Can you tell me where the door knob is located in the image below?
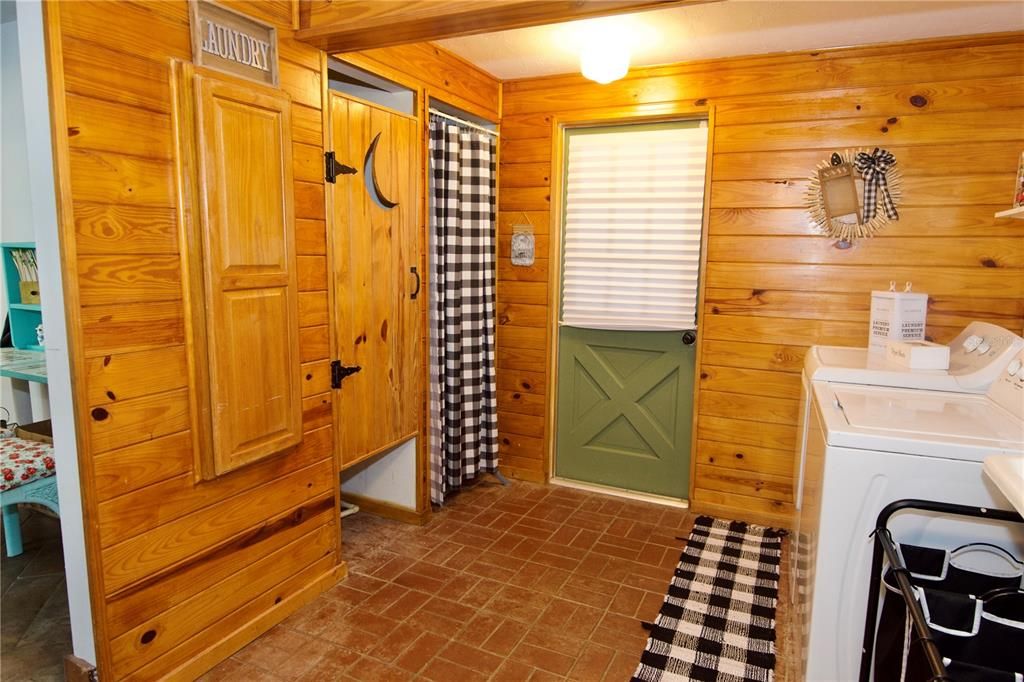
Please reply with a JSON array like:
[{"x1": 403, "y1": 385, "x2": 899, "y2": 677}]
[{"x1": 681, "y1": 330, "x2": 697, "y2": 345}]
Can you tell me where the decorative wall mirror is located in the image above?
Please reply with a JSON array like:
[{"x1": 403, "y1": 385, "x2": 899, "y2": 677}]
[{"x1": 805, "y1": 147, "x2": 902, "y2": 243}]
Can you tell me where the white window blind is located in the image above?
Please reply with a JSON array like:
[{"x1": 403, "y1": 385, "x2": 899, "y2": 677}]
[{"x1": 561, "y1": 123, "x2": 708, "y2": 331}]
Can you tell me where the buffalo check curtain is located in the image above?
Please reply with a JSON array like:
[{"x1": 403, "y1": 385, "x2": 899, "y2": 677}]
[{"x1": 428, "y1": 116, "x2": 499, "y2": 505}]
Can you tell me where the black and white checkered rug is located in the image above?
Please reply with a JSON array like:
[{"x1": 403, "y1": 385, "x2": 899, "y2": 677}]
[{"x1": 631, "y1": 516, "x2": 783, "y2": 682}]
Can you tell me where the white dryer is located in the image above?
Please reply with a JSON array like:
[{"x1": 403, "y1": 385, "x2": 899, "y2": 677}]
[{"x1": 791, "y1": 345, "x2": 1024, "y2": 682}]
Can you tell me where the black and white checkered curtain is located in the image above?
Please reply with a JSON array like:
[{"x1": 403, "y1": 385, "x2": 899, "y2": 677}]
[{"x1": 428, "y1": 116, "x2": 499, "y2": 505}]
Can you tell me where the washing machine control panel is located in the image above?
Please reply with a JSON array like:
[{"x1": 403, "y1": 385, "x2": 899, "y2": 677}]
[
  {"x1": 948, "y1": 322, "x2": 1024, "y2": 390},
  {"x1": 989, "y1": 348, "x2": 1024, "y2": 422}
]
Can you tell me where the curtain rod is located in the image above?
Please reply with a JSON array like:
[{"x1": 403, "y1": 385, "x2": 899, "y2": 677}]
[{"x1": 428, "y1": 108, "x2": 500, "y2": 137}]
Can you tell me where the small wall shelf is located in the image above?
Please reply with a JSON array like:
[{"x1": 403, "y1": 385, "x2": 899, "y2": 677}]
[
  {"x1": 994, "y1": 206, "x2": 1024, "y2": 220},
  {"x1": 2, "y1": 242, "x2": 43, "y2": 351}
]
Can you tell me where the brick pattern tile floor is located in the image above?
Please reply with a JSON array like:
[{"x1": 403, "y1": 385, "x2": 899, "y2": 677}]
[{"x1": 202, "y1": 480, "x2": 792, "y2": 681}]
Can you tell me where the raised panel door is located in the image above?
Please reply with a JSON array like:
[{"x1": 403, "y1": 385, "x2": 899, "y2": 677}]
[{"x1": 194, "y1": 72, "x2": 302, "y2": 476}]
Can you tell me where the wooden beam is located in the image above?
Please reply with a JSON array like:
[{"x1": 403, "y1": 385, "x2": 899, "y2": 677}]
[{"x1": 296, "y1": 0, "x2": 713, "y2": 53}]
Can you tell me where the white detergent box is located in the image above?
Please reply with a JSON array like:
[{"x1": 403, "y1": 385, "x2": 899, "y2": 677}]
[
  {"x1": 885, "y1": 339, "x2": 950, "y2": 370},
  {"x1": 869, "y1": 289, "x2": 928, "y2": 353}
]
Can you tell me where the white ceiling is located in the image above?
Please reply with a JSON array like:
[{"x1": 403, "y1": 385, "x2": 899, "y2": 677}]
[{"x1": 437, "y1": 1, "x2": 1023, "y2": 80}]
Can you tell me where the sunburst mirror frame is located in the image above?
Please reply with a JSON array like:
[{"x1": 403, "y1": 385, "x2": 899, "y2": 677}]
[{"x1": 805, "y1": 148, "x2": 903, "y2": 243}]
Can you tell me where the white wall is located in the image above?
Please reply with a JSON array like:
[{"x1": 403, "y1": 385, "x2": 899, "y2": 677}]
[
  {"x1": 1, "y1": 12, "x2": 34, "y2": 241},
  {"x1": 1, "y1": 9, "x2": 38, "y2": 422},
  {"x1": 342, "y1": 438, "x2": 418, "y2": 509},
  {"x1": 9, "y1": 0, "x2": 96, "y2": 664}
]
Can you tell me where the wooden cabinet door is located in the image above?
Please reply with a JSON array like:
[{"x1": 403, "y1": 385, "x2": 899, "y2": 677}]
[
  {"x1": 192, "y1": 72, "x2": 302, "y2": 476},
  {"x1": 330, "y1": 93, "x2": 420, "y2": 469}
]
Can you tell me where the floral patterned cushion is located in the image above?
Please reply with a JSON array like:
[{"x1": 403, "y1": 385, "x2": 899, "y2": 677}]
[{"x1": 1, "y1": 438, "x2": 56, "y2": 492}]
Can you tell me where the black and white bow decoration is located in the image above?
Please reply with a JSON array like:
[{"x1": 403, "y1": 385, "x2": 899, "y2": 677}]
[{"x1": 854, "y1": 147, "x2": 899, "y2": 222}]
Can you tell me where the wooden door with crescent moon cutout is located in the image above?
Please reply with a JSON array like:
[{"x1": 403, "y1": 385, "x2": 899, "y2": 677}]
[{"x1": 330, "y1": 93, "x2": 420, "y2": 470}]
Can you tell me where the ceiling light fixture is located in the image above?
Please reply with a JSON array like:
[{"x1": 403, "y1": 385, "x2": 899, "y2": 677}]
[{"x1": 580, "y1": 40, "x2": 630, "y2": 84}]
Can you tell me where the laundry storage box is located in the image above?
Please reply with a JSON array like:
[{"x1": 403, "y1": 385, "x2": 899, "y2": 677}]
[
  {"x1": 870, "y1": 288, "x2": 928, "y2": 353},
  {"x1": 885, "y1": 339, "x2": 950, "y2": 370}
]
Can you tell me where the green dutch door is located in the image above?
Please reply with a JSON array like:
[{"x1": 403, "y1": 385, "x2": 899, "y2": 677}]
[
  {"x1": 553, "y1": 120, "x2": 707, "y2": 500},
  {"x1": 555, "y1": 327, "x2": 694, "y2": 498}
]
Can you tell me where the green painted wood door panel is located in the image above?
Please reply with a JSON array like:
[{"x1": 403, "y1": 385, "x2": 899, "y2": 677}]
[{"x1": 555, "y1": 326, "x2": 693, "y2": 498}]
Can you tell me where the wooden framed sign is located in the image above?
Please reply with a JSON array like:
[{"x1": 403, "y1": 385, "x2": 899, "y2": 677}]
[{"x1": 190, "y1": 0, "x2": 279, "y2": 87}]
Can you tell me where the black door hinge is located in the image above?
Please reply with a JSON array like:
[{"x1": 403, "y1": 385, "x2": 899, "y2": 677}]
[
  {"x1": 330, "y1": 359, "x2": 362, "y2": 389},
  {"x1": 324, "y1": 151, "x2": 357, "y2": 183}
]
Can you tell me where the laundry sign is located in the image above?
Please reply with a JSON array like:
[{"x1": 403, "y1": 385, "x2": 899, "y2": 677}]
[{"x1": 190, "y1": 0, "x2": 278, "y2": 86}]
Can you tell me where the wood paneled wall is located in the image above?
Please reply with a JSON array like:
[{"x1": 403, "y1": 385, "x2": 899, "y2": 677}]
[
  {"x1": 344, "y1": 42, "x2": 500, "y2": 121},
  {"x1": 497, "y1": 32, "x2": 1024, "y2": 526},
  {"x1": 46, "y1": 1, "x2": 340, "y2": 678}
]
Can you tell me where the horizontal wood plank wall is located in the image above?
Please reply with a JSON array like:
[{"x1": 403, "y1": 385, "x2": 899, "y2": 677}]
[
  {"x1": 49, "y1": 0, "x2": 340, "y2": 677},
  {"x1": 348, "y1": 42, "x2": 500, "y2": 121},
  {"x1": 498, "y1": 32, "x2": 1024, "y2": 523},
  {"x1": 336, "y1": 44, "x2": 500, "y2": 511}
]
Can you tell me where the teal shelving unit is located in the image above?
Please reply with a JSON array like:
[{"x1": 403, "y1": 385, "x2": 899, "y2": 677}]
[{"x1": 2, "y1": 242, "x2": 43, "y2": 351}]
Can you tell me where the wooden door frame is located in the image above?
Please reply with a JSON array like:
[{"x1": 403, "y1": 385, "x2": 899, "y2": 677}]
[
  {"x1": 420, "y1": 89, "x2": 501, "y2": 502},
  {"x1": 545, "y1": 103, "x2": 716, "y2": 504},
  {"x1": 407, "y1": 78, "x2": 501, "y2": 517},
  {"x1": 419, "y1": 91, "x2": 501, "y2": 510},
  {"x1": 319, "y1": 52, "x2": 347, "y2": 556},
  {"x1": 323, "y1": 55, "x2": 499, "y2": 518}
]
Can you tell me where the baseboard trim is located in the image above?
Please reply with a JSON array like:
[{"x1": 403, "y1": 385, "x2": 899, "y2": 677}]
[
  {"x1": 63, "y1": 655, "x2": 96, "y2": 682},
  {"x1": 549, "y1": 477, "x2": 690, "y2": 509},
  {"x1": 342, "y1": 492, "x2": 431, "y2": 526},
  {"x1": 501, "y1": 466, "x2": 547, "y2": 484},
  {"x1": 170, "y1": 562, "x2": 346, "y2": 680},
  {"x1": 689, "y1": 499, "x2": 792, "y2": 530}
]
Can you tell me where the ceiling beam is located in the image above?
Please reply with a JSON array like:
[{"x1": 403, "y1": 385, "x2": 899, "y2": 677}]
[{"x1": 296, "y1": 0, "x2": 716, "y2": 54}]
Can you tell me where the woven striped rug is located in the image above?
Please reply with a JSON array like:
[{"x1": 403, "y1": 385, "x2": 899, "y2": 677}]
[{"x1": 632, "y1": 516, "x2": 783, "y2": 682}]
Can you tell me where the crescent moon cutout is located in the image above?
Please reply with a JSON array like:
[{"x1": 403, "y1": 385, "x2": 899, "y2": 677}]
[{"x1": 364, "y1": 132, "x2": 398, "y2": 209}]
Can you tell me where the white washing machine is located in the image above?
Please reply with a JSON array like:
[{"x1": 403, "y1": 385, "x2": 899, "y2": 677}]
[
  {"x1": 791, "y1": 345, "x2": 1024, "y2": 682},
  {"x1": 790, "y1": 324, "x2": 1023, "y2": 599}
]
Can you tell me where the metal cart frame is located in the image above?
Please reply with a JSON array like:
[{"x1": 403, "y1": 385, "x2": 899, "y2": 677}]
[{"x1": 858, "y1": 498, "x2": 1024, "y2": 682}]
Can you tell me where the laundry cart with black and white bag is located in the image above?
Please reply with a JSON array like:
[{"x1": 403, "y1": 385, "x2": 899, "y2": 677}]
[{"x1": 861, "y1": 500, "x2": 1024, "y2": 682}]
